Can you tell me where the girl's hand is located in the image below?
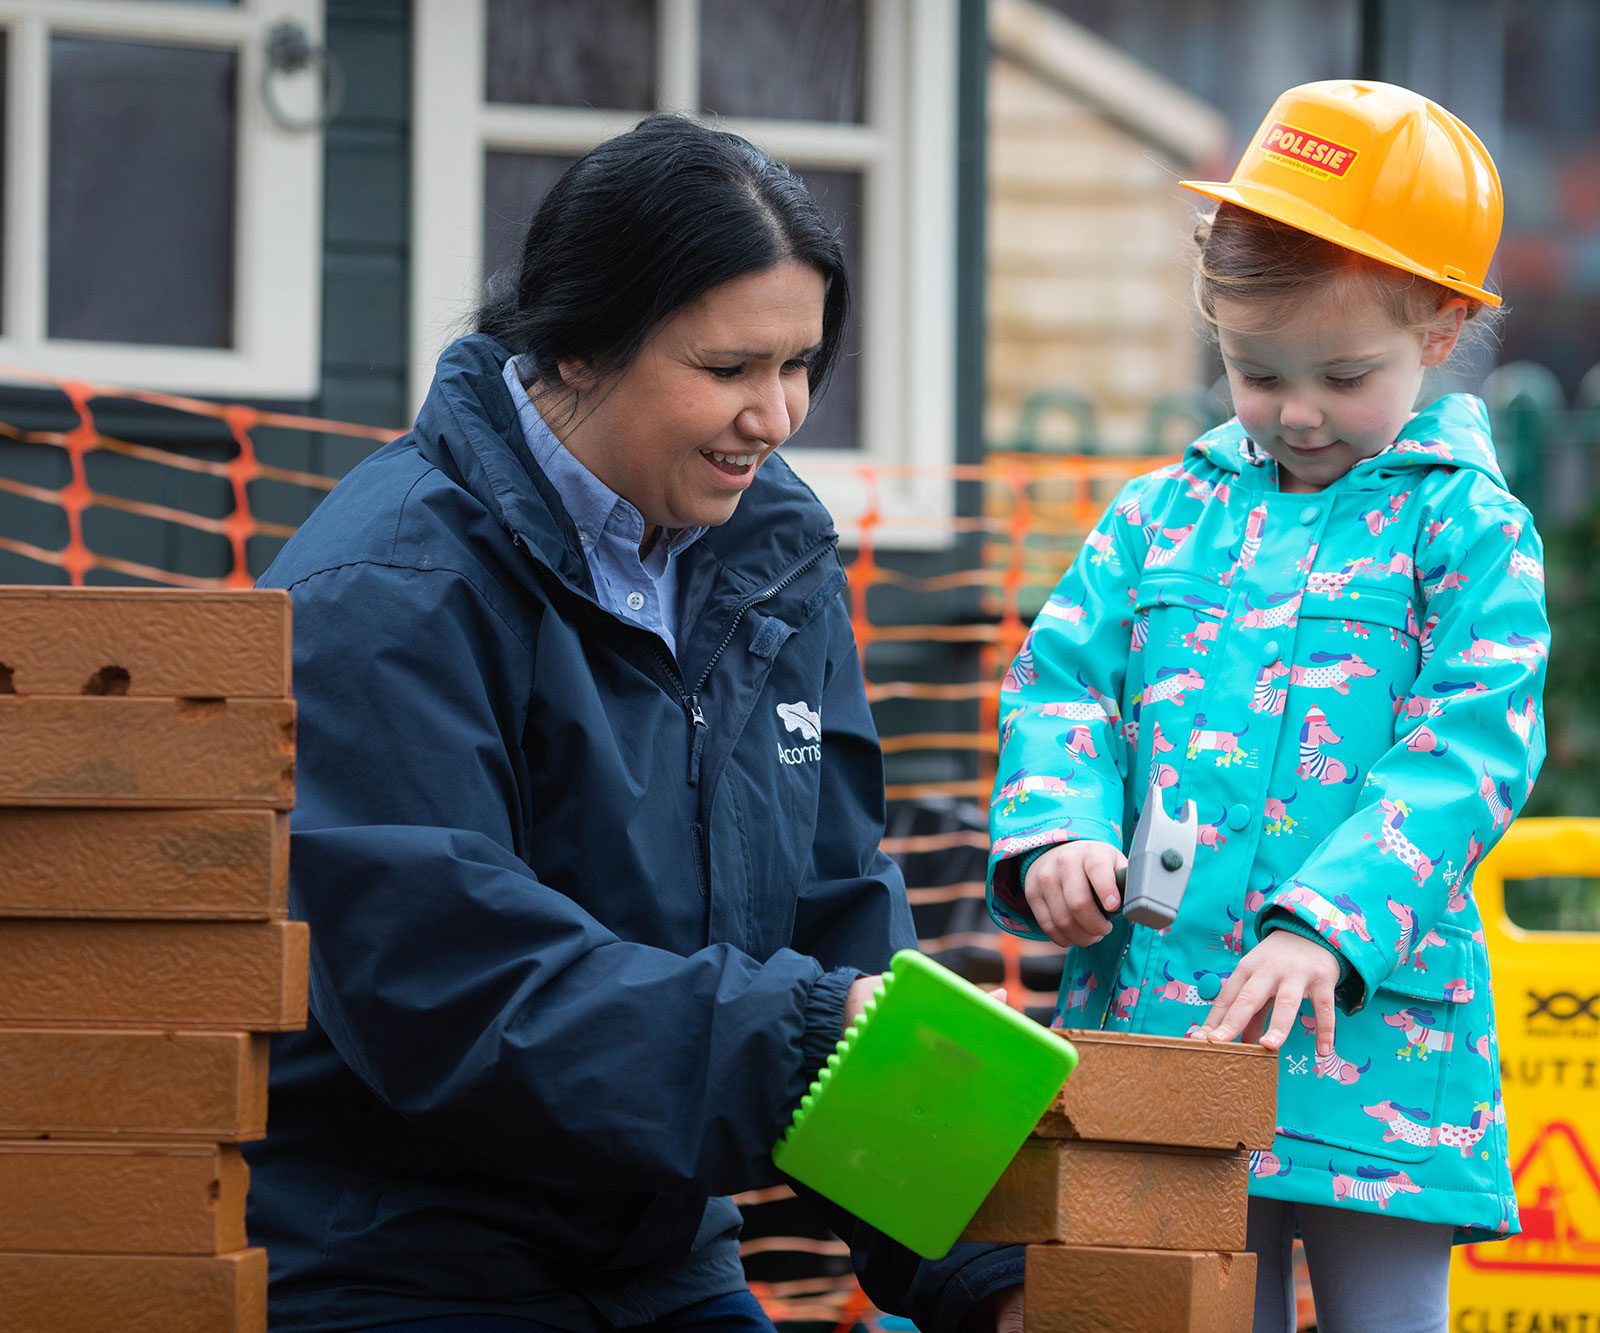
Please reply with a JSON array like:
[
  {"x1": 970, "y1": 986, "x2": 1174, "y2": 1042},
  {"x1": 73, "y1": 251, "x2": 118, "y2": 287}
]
[
  {"x1": 1195, "y1": 931, "x2": 1341, "y2": 1056},
  {"x1": 1023, "y1": 840, "x2": 1127, "y2": 948}
]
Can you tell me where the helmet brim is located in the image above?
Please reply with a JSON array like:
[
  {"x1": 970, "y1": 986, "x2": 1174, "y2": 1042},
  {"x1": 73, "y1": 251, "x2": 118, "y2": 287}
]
[{"x1": 1180, "y1": 178, "x2": 1503, "y2": 308}]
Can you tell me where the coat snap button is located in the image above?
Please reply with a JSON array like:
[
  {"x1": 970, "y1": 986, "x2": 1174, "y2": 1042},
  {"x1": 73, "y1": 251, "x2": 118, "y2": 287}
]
[
  {"x1": 1262, "y1": 640, "x2": 1281, "y2": 662},
  {"x1": 1298, "y1": 505, "x2": 1319, "y2": 525},
  {"x1": 1197, "y1": 973, "x2": 1222, "y2": 1001},
  {"x1": 625, "y1": 591, "x2": 646, "y2": 612},
  {"x1": 1227, "y1": 803, "x2": 1252, "y2": 831}
]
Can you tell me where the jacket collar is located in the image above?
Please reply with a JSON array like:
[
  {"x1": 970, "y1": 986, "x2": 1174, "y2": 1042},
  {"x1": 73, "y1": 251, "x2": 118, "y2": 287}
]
[
  {"x1": 1190, "y1": 393, "x2": 1512, "y2": 495},
  {"x1": 411, "y1": 334, "x2": 838, "y2": 601}
]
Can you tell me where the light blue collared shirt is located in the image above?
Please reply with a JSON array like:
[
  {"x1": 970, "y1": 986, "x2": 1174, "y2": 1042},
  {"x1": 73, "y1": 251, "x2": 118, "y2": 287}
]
[{"x1": 501, "y1": 356, "x2": 706, "y2": 660}]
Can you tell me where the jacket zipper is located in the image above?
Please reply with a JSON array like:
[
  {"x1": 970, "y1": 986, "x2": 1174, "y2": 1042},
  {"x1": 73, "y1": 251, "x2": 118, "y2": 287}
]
[
  {"x1": 654, "y1": 539, "x2": 835, "y2": 903},
  {"x1": 654, "y1": 537, "x2": 837, "y2": 788},
  {"x1": 513, "y1": 525, "x2": 837, "y2": 900}
]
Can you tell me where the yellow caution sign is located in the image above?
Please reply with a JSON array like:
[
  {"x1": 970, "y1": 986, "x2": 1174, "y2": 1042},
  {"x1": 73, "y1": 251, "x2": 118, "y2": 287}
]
[{"x1": 1452, "y1": 819, "x2": 1600, "y2": 1332}]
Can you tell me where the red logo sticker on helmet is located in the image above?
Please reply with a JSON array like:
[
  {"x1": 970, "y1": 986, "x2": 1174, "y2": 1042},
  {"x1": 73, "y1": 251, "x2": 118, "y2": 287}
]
[{"x1": 1260, "y1": 122, "x2": 1358, "y2": 177}]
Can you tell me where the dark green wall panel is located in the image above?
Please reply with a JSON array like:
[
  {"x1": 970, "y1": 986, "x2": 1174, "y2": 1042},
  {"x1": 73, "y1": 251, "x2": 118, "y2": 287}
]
[
  {"x1": 325, "y1": 127, "x2": 408, "y2": 248},
  {"x1": 0, "y1": 0, "x2": 411, "y2": 583}
]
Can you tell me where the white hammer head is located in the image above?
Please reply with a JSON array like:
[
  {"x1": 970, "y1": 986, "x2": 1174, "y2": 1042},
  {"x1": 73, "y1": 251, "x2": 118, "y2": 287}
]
[{"x1": 1116, "y1": 788, "x2": 1199, "y2": 930}]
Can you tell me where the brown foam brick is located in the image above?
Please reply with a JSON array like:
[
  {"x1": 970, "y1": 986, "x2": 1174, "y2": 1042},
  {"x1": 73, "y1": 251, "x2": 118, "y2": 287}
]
[
  {"x1": 0, "y1": 1247, "x2": 266, "y2": 1333},
  {"x1": 0, "y1": 1141, "x2": 248, "y2": 1254},
  {"x1": 0, "y1": 698, "x2": 295, "y2": 808},
  {"x1": 0, "y1": 586, "x2": 290, "y2": 698},
  {"x1": 963, "y1": 1140, "x2": 1248, "y2": 1250},
  {"x1": 1023, "y1": 1245, "x2": 1256, "y2": 1333},
  {"x1": 0, "y1": 808, "x2": 287, "y2": 919},
  {"x1": 0, "y1": 1030, "x2": 268, "y2": 1141},
  {"x1": 1039, "y1": 1030, "x2": 1278, "y2": 1151},
  {"x1": 0, "y1": 919, "x2": 308, "y2": 1031}
]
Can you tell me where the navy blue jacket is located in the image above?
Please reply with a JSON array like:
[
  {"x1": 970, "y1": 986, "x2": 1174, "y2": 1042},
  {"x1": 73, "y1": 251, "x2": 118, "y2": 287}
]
[{"x1": 245, "y1": 335, "x2": 1021, "y2": 1330}]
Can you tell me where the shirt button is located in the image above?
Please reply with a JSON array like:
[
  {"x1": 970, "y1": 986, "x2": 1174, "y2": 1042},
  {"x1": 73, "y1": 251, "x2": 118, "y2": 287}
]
[
  {"x1": 1299, "y1": 505, "x2": 1319, "y2": 525},
  {"x1": 1227, "y1": 803, "x2": 1252, "y2": 831},
  {"x1": 625, "y1": 591, "x2": 646, "y2": 612},
  {"x1": 1262, "y1": 640, "x2": 1280, "y2": 662},
  {"x1": 1197, "y1": 973, "x2": 1222, "y2": 1002}
]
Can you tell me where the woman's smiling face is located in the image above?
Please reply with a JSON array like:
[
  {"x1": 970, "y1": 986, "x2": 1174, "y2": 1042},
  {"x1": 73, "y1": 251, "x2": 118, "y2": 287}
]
[
  {"x1": 1216, "y1": 281, "x2": 1464, "y2": 494},
  {"x1": 552, "y1": 261, "x2": 826, "y2": 543}
]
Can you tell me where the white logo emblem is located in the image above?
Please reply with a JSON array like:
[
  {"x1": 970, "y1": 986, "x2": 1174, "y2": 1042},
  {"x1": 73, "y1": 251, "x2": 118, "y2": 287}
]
[
  {"x1": 777, "y1": 700, "x2": 821, "y2": 742},
  {"x1": 776, "y1": 700, "x2": 822, "y2": 765}
]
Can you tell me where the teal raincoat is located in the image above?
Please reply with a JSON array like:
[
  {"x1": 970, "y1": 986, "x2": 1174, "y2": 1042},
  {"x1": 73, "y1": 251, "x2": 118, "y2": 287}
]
[{"x1": 987, "y1": 394, "x2": 1547, "y2": 1240}]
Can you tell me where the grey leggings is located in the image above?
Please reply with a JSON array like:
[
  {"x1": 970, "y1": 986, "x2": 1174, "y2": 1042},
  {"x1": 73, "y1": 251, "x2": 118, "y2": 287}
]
[{"x1": 1248, "y1": 1196, "x2": 1455, "y2": 1333}]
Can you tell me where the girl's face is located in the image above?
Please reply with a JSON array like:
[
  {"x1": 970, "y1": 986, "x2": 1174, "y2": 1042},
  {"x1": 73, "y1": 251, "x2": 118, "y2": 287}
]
[
  {"x1": 553, "y1": 261, "x2": 826, "y2": 544},
  {"x1": 1216, "y1": 283, "x2": 1465, "y2": 494}
]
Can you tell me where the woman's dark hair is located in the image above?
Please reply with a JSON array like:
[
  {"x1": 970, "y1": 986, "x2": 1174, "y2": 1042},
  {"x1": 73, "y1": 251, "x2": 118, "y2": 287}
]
[{"x1": 478, "y1": 113, "x2": 850, "y2": 397}]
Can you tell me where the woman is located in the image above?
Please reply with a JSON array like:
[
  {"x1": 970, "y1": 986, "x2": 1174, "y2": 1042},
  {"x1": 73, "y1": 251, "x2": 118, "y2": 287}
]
[{"x1": 246, "y1": 114, "x2": 1023, "y2": 1331}]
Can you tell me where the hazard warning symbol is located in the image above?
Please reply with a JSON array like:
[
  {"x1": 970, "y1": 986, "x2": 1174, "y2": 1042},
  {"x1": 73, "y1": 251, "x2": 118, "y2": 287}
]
[
  {"x1": 1450, "y1": 820, "x2": 1600, "y2": 1331},
  {"x1": 1465, "y1": 1121, "x2": 1600, "y2": 1275}
]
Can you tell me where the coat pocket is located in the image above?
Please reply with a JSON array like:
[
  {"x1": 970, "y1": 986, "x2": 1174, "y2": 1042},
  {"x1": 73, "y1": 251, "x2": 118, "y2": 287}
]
[
  {"x1": 1132, "y1": 572, "x2": 1230, "y2": 625},
  {"x1": 1333, "y1": 923, "x2": 1475, "y2": 1165},
  {"x1": 1299, "y1": 583, "x2": 1417, "y2": 638},
  {"x1": 1288, "y1": 585, "x2": 1422, "y2": 746},
  {"x1": 1128, "y1": 573, "x2": 1225, "y2": 766}
]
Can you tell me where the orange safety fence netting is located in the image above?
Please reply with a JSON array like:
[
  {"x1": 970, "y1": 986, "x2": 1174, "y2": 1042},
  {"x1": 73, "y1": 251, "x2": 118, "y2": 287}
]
[{"x1": 0, "y1": 369, "x2": 1176, "y2": 1328}]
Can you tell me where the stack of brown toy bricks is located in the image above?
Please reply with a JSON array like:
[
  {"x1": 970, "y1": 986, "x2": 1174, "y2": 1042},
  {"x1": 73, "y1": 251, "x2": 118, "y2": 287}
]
[
  {"x1": 964, "y1": 1029, "x2": 1278, "y2": 1332},
  {"x1": 0, "y1": 588, "x2": 305, "y2": 1333}
]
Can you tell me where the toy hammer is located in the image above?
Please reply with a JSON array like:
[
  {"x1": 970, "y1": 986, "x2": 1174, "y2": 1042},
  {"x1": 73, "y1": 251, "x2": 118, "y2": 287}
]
[{"x1": 1111, "y1": 787, "x2": 1198, "y2": 929}]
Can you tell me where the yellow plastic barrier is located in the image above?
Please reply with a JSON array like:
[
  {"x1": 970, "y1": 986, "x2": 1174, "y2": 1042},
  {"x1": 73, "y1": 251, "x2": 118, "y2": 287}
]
[{"x1": 1452, "y1": 818, "x2": 1600, "y2": 1331}]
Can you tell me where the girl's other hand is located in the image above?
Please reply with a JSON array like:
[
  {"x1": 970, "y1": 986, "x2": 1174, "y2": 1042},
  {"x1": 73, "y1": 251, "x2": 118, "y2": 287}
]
[
  {"x1": 1023, "y1": 840, "x2": 1127, "y2": 948},
  {"x1": 1195, "y1": 931, "x2": 1341, "y2": 1056}
]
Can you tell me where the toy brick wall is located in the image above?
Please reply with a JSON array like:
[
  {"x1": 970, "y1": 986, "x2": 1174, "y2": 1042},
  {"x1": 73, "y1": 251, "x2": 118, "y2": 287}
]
[
  {"x1": 966, "y1": 1030, "x2": 1277, "y2": 1332},
  {"x1": 0, "y1": 588, "x2": 304, "y2": 1333}
]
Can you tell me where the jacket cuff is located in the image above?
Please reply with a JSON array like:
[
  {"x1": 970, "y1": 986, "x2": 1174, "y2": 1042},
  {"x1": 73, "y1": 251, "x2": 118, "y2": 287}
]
[
  {"x1": 987, "y1": 821, "x2": 1121, "y2": 940},
  {"x1": 988, "y1": 854, "x2": 1045, "y2": 939},
  {"x1": 800, "y1": 966, "x2": 862, "y2": 1083},
  {"x1": 1258, "y1": 909, "x2": 1365, "y2": 1011},
  {"x1": 941, "y1": 1247, "x2": 1025, "y2": 1333}
]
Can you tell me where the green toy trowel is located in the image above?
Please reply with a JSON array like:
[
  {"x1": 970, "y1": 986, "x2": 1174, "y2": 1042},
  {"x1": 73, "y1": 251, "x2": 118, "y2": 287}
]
[{"x1": 771, "y1": 949, "x2": 1078, "y2": 1258}]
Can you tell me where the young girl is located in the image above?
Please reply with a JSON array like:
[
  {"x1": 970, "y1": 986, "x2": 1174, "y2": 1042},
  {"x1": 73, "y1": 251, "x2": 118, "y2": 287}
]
[{"x1": 988, "y1": 81, "x2": 1547, "y2": 1331}]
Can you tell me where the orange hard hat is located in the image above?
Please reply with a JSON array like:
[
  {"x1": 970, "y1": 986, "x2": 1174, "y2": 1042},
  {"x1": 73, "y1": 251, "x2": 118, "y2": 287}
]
[{"x1": 1181, "y1": 80, "x2": 1503, "y2": 307}]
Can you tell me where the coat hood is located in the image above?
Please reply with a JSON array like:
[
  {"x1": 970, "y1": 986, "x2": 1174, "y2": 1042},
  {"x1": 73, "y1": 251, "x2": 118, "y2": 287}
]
[{"x1": 1190, "y1": 392, "x2": 1511, "y2": 493}]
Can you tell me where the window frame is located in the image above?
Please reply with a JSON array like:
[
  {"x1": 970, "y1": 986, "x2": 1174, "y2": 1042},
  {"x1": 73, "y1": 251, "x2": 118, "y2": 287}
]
[
  {"x1": 412, "y1": 0, "x2": 958, "y2": 547},
  {"x1": 0, "y1": 0, "x2": 324, "y2": 398}
]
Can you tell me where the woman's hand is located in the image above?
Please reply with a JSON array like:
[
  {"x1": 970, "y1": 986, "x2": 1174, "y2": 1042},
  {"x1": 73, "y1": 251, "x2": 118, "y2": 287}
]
[
  {"x1": 1195, "y1": 930, "x2": 1340, "y2": 1055},
  {"x1": 843, "y1": 975, "x2": 881, "y2": 1033},
  {"x1": 969, "y1": 1284, "x2": 1024, "y2": 1332},
  {"x1": 842, "y1": 975, "x2": 1007, "y2": 1036},
  {"x1": 1022, "y1": 840, "x2": 1127, "y2": 947}
]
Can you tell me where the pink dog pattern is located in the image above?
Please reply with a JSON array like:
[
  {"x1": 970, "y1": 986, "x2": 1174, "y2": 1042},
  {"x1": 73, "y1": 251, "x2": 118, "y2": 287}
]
[
  {"x1": 991, "y1": 768, "x2": 1081, "y2": 815},
  {"x1": 1250, "y1": 1150, "x2": 1293, "y2": 1179},
  {"x1": 1280, "y1": 882, "x2": 1373, "y2": 948},
  {"x1": 1252, "y1": 660, "x2": 1291, "y2": 715},
  {"x1": 1187, "y1": 714, "x2": 1250, "y2": 766},
  {"x1": 1332, "y1": 1164, "x2": 1423, "y2": 1210},
  {"x1": 1364, "y1": 1101, "x2": 1490, "y2": 1158},
  {"x1": 1290, "y1": 651, "x2": 1378, "y2": 694},
  {"x1": 1297, "y1": 706, "x2": 1358, "y2": 786},
  {"x1": 1385, "y1": 1007, "x2": 1454, "y2": 1060},
  {"x1": 1263, "y1": 792, "x2": 1297, "y2": 835},
  {"x1": 1372, "y1": 799, "x2": 1437, "y2": 888}
]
